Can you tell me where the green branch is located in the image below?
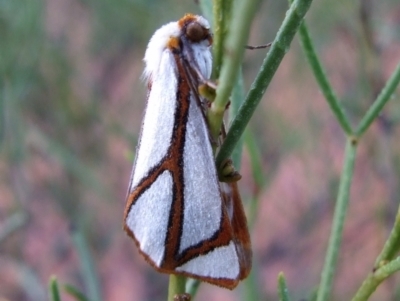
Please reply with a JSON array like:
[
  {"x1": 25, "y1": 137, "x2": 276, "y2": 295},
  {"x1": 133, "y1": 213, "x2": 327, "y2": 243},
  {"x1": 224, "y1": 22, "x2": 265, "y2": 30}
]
[
  {"x1": 351, "y1": 257, "x2": 400, "y2": 301},
  {"x1": 229, "y1": 70, "x2": 246, "y2": 168},
  {"x1": 215, "y1": 0, "x2": 314, "y2": 168},
  {"x1": 168, "y1": 275, "x2": 186, "y2": 301},
  {"x1": 316, "y1": 137, "x2": 357, "y2": 301},
  {"x1": 296, "y1": 19, "x2": 353, "y2": 135},
  {"x1": 71, "y1": 226, "x2": 102, "y2": 301},
  {"x1": 350, "y1": 205, "x2": 400, "y2": 301},
  {"x1": 355, "y1": 63, "x2": 400, "y2": 137},
  {"x1": 211, "y1": 0, "x2": 224, "y2": 79},
  {"x1": 375, "y1": 207, "x2": 400, "y2": 267},
  {"x1": 207, "y1": 0, "x2": 260, "y2": 141},
  {"x1": 64, "y1": 284, "x2": 91, "y2": 301},
  {"x1": 211, "y1": 0, "x2": 233, "y2": 79}
]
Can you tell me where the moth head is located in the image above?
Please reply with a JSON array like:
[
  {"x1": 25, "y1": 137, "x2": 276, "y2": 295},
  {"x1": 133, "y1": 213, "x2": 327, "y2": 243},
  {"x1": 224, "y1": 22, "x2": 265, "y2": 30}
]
[
  {"x1": 179, "y1": 14, "x2": 213, "y2": 47},
  {"x1": 143, "y1": 15, "x2": 212, "y2": 82}
]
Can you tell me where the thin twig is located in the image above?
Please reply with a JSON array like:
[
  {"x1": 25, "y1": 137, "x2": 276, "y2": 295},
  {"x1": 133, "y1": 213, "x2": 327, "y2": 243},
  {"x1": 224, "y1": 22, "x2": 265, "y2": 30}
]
[
  {"x1": 355, "y1": 63, "x2": 400, "y2": 137},
  {"x1": 295, "y1": 16, "x2": 353, "y2": 135},
  {"x1": 245, "y1": 42, "x2": 272, "y2": 49},
  {"x1": 351, "y1": 257, "x2": 400, "y2": 301},
  {"x1": 316, "y1": 138, "x2": 358, "y2": 301}
]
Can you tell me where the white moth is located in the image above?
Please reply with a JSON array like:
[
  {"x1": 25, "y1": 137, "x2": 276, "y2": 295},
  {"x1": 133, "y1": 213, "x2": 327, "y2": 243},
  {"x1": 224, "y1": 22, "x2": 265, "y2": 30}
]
[{"x1": 124, "y1": 14, "x2": 251, "y2": 289}]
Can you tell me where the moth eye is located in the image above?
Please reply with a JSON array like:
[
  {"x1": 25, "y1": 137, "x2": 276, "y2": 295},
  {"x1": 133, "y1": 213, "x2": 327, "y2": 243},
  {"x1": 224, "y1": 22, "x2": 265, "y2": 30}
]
[{"x1": 186, "y1": 22, "x2": 208, "y2": 43}]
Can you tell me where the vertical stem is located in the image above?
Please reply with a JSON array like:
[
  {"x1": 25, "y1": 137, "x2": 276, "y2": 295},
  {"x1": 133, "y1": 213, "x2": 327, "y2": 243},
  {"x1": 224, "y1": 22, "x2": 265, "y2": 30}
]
[
  {"x1": 71, "y1": 226, "x2": 103, "y2": 301},
  {"x1": 243, "y1": 255, "x2": 262, "y2": 301},
  {"x1": 48, "y1": 276, "x2": 61, "y2": 301},
  {"x1": 207, "y1": 0, "x2": 260, "y2": 140},
  {"x1": 278, "y1": 273, "x2": 291, "y2": 301},
  {"x1": 168, "y1": 275, "x2": 187, "y2": 301},
  {"x1": 212, "y1": 0, "x2": 224, "y2": 79},
  {"x1": 185, "y1": 278, "x2": 201, "y2": 297},
  {"x1": 211, "y1": 0, "x2": 233, "y2": 80},
  {"x1": 198, "y1": 0, "x2": 213, "y2": 23},
  {"x1": 316, "y1": 137, "x2": 358, "y2": 301},
  {"x1": 0, "y1": 81, "x2": 5, "y2": 145},
  {"x1": 229, "y1": 70, "x2": 245, "y2": 168}
]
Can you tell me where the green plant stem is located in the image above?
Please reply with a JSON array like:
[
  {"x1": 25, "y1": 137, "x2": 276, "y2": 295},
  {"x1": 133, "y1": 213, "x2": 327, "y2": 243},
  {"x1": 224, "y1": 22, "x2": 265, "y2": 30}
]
[
  {"x1": 243, "y1": 260, "x2": 262, "y2": 301},
  {"x1": 278, "y1": 273, "x2": 291, "y2": 301},
  {"x1": 0, "y1": 83, "x2": 5, "y2": 145},
  {"x1": 168, "y1": 275, "x2": 186, "y2": 301},
  {"x1": 316, "y1": 137, "x2": 358, "y2": 301},
  {"x1": 185, "y1": 278, "x2": 200, "y2": 297},
  {"x1": 230, "y1": 70, "x2": 246, "y2": 168},
  {"x1": 351, "y1": 208, "x2": 400, "y2": 300},
  {"x1": 49, "y1": 276, "x2": 61, "y2": 301},
  {"x1": 375, "y1": 207, "x2": 400, "y2": 267},
  {"x1": 215, "y1": 0, "x2": 314, "y2": 168},
  {"x1": 351, "y1": 257, "x2": 400, "y2": 301},
  {"x1": 64, "y1": 284, "x2": 91, "y2": 301},
  {"x1": 295, "y1": 18, "x2": 353, "y2": 135},
  {"x1": 212, "y1": 0, "x2": 223, "y2": 79},
  {"x1": 71, "y1": 226, "x2": 102, "y2": 301},
  {"x1": 211, "y1": 0, "x2": 233, "y2": 79},
  {"x1": 355, "y1": 63, "x2": 400, "y2": 136},
  {"x1": 198, "y1": 0, "x2": 213, "y2": 23},
  {"x1": 243, "y1": 129, "x2": 266, "y2": 227},
  {"x1": 244, "y1": 129, "x2": 265, "y2": 189},
  {"x1": 207, "y1": 0, "x2": 260, "y2": 141}
]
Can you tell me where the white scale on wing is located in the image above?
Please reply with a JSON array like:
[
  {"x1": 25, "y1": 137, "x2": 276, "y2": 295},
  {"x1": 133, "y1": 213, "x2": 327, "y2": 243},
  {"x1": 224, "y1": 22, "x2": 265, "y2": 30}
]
[
  {"x1": 179, "y1": 94, "x2": 223, "y2": 254},
  {"x1": 176, "y1": 241, "x2": 240, "y2": 279},
  {"x1": 125, "y1": 170, "x2": 173, "y2": 266},
  {"x1": 131, "y1": 50, "x2": 177, "y2": 189}
]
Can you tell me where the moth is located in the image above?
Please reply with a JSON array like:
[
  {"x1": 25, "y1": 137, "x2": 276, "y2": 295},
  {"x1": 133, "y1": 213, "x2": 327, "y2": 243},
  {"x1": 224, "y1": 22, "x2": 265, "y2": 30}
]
[{"x1": 123, "y1": 14, "x2": 251, "y2": 289}]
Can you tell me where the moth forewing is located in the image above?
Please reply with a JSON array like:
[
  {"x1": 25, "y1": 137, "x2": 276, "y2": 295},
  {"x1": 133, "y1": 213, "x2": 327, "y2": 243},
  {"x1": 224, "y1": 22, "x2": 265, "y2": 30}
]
[{"x1": 123, "y1": 14, "x2": 251, "y2": 290}]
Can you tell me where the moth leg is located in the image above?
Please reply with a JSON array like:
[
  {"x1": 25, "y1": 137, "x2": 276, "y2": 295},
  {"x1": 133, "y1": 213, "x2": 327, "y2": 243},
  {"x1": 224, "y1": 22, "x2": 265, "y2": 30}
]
[{"x1": 218, "y1": 158, "x2": 242, "y2": 183}]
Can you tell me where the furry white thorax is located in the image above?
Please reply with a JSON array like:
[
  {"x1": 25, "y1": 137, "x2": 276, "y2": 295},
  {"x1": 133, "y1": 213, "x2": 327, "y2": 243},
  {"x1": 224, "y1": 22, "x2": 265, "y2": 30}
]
[{"x1": 143, "y1": 16, "x2": 212, "y2": 82}]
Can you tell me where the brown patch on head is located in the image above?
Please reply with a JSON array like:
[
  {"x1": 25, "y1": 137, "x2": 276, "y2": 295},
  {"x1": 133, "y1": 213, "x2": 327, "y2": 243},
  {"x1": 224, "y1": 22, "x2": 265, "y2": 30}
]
[
  {"x1": 177, "y1": 14, "x2": 197, "y2": 28},
  {"x1": 167, "y1": 36, "x2": 180, "y2": 50}
]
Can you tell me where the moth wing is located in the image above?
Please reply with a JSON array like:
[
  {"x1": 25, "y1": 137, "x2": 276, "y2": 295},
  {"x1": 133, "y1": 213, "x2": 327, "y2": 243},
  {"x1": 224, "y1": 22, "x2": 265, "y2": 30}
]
[
  {"x1": 176, "y1": 241, "x2": 241, "y2": 281},
  {"x1": 179, "y1": 93, "x2": 224, "y2": 253},
  {"x1": 124, "y1": 50, "x2": 177, "y2": 265},
  {"x1": 130, "y1": 50, "x2": 177, "y2": 189},
  {"x1": 174, "y1": 93, "x2": 245, "y2": 286},
  {"x1": 125, "y1": 170, "x2": 173, "y2": 266}
]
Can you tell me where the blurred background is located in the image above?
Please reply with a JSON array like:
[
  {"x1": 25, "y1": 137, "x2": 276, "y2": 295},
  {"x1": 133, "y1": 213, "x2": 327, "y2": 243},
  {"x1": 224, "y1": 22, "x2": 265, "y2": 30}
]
[{"x1": 1, "y1": 0, "x2": 400, "y2": 300}]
